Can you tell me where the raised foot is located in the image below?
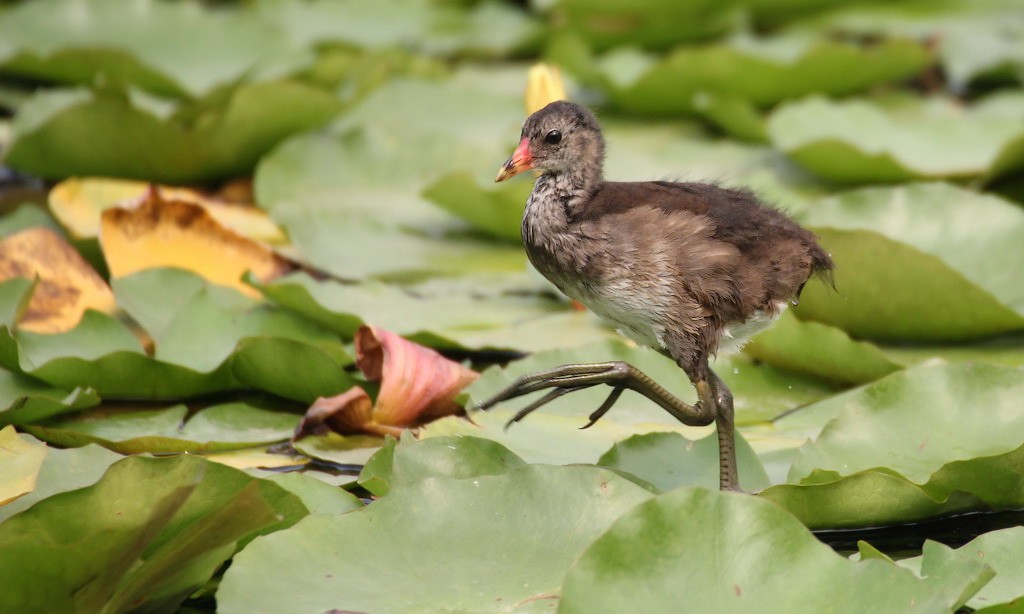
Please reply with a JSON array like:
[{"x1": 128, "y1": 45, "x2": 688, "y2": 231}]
[
  {"x1": 474, "y1": 361, "x2": 715, "y2": 430},
  {"x1": 474, "y1": 361, "x2": 742, "y2": 493}
]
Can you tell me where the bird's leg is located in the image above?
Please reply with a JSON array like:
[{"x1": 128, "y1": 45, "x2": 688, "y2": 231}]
[
  {"x1": 475, "y1": 361, "x2": 715, "y2": 429},
  {"x1": 700, "y1": 369, "x2": 739, "y2": 492}
]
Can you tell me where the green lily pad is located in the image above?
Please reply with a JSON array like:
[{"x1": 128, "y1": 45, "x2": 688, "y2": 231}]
[
  {"x1": 748, "y1": 309, "x2": 1024, "y2": 384},
  {"x1": 0, "y1": 454, "x2": 306, "y2": 613},
  {"x1": 4, "y1": 80, "x2": 341, "y2": 183},
  {"x1": 0, "y1": 425, "x2": 47, "y2": 506},
  {"x1": 4, "y1": 309, "x2": 241, "y2": 399},
  {"x1": 230, "y1": 337, "x2": 357, "y2": 404},
  {"x1": 745, "y1": 310, "x2": 903, "y2": 384},
  {"x1": 217, "y1": 464, "x2": 653, "y2": 613},
  {"x1": 597, "y1": 431, "x2": 771, "y2": 492},
  {"x1": 768, "y1": 93, "x2": 1024, "y2": 184},
  {"x1": 0, "y1": 441, "x2": 122, "y2": 524},
  {"x1": 358, "y1": 434, "x2": 526, "y2": 496},
  {"x1": 0, "y1": 0, "x2": 304, "y2": 98},
  {"x1": 0, "y1": 203, "x2": 62, "y2": 237},
  {"x1": 901, "y1": 527, "x2": 1024, "y2": 611},
  {"x1": 788, "y1": 362, "x2": 1024, "y2": 485},
  {"x1": 422, "y1": 171, "x2": 528, "y2": 243},
  {"x1": 0, "y1": 270, "x2": 359, "y2": 401},
  {"x1": 563, "y1": 32, "x2": 928, "y2": 116},
  {"x1": 292, "y1": 432, "x2": 384, "y2": 467},
  {"x1": 0, "y1": 368, "x2": 100, "y2": 426},
  {"x1": 761, "y1": 469, "x2": 987, "y2": 530},
  {"x1": 794, "y1": 183, "x2": 1024, "y2": 341},
  {"x1": 254, "y1": 271, "x2": 621, "y2": 353},
  {"x1": 21, "y1": 402, "x2": 300, "y2": 454},
  {"x1": 559, "y1": 488, "x2": 990, "y2": 613},
  {"x1": 539, "y1": 0, "x2": 742, "y2": 51},
  {"x1": 809, "y1": 1, "x2": 1024, "y2": 89},
  {"x1": 253, "y1": 69, "x2": 535, "y2": 279},
  {"x1": 748, "y1": 362, "x2": 1024, "y2": 527},
  {"x1": 256, "y1": 0, "x2": 540, "y2": 59},
  {"x1": 260, "y1": 472, "x2": 363, "y2": 515},
  {"x1": 117, "y1": 269, "x2": 349, "y2": 373}
]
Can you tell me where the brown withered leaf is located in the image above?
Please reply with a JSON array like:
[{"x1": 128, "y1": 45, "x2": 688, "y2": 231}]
[
  {"x1": 100, "y1": 188, "x2": 295, "y2": 298},
  {"x1": 0, "y1": 227, "x2": 116, "y2": 333},
  {"x1": 50, "y1": 177, "x2": 286, "y2": 244},
  {"x1": 294, "y1": 325, "x2": 479, "y2": 439}
]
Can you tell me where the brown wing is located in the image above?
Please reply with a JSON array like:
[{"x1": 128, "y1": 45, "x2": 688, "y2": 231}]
[{"x1": 577, "y1": 181, "x2": 833, "y2": 320}]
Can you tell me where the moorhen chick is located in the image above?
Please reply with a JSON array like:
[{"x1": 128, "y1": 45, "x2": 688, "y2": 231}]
[{"x1": 478, "y1": 101, "x2": 833, "y2": 491}]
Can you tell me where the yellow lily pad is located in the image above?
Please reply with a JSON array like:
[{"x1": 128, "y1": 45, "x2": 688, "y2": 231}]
[
  {"x1": 99, "y1": 189, "x2": 294, "y2": 298},
  {"x1": 49, "y1": 177, "x2": 287, "y2": 244},
  {"x1": 0, "y1": 426, "x2": 48, "y2": 506},
  {"x1": 0, "y1": 227, "x2": 116, "y2": 333}
]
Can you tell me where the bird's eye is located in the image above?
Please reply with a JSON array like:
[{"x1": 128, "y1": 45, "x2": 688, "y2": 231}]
[{"x1": 544, "y1": 130, "x2": 562, "y2": 145}]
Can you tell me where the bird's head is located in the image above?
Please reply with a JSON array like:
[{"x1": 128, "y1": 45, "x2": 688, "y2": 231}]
[{"x1": 496, "y1": 101, "x2": 605, "y2": 182}]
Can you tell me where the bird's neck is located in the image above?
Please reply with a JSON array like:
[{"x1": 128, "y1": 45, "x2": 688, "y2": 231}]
[{"x1": 524, "y1": 167, "x2": 601, "y2": 229}]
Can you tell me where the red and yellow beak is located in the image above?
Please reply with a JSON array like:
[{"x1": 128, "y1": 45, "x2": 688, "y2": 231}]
[{"x1": 495, "y1": 138, "x2": 533, "y2": 182}]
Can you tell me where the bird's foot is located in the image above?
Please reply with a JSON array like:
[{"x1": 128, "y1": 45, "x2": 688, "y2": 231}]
[{"x1": 474, "y1": 361, "x2": 715, "y2": 430}]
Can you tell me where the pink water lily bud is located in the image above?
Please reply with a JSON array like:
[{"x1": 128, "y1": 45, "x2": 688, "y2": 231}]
[
  {"x1": 294, "y1": 325, "x2": 478, "y2": 439},
  {"x1": 356, "y1": 325, "x2": 479, "y2": 429}
]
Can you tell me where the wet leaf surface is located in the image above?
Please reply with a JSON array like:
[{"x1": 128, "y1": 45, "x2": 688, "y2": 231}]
[
  {"x1": 218, "y1": 465, "x2": 653, "y2": 613},
  {"x1": 559, "y1": 488, "x2": 990, "y2": 613},
  {"x1": 769, "y1": 93, "x2": 1024, "y2": 184}
]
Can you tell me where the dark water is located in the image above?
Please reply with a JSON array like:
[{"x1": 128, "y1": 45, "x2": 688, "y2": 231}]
[{"x1": 814, "y1": 508, "x2": 1024, "y2": 558}]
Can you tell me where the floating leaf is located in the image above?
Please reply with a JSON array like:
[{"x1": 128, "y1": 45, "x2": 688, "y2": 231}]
[
  {"x1": 49, "y1": 177, "x2": 286, "y2": 244},
  {"x1": 254, "y1": 69, "x2": 531, "y2": 279},
  {"x1": 0, "y1": 204, "x2": 62, "y2": 238},
  {"x1": 231, "y1": 337, "x2": 358, "y2": 403},
  {"x1": 0, "y1": 454, "x2": 306, "y2": 613},
  {"x1": 0, "y1": 425, "x2": 47, "y2": 506},
  {"x1": 559, "y1": 32, "x2": 929, "y2": 115},
  {"x1": 745, "y1": 310, "x2": 903, "y2": 384},
  {"x1": 4, "y1": 81, "x2": 341, "y2": 183},
  {"x1": 759, "y1": 470, "x2": 985, "y2": 530},
  {"x1": 756, "y1": 363, "x2": 1024, "y2": 528},
  {"x1": 112, "y1": 269, "x2": 347, "y2": 373},
  {"x1": 259, "y1": 472, "x2": 363, "y2": 515},
  {"x1": 254, "y1": 272, "x2": 610, "y2": 353},
  {"x1": 900, "y1": 527, "x2": 1024, "y2": 611},
  {"x1": 0, "y1": 0, "x2": 304, "y2": 98},
  {"x1": 894, "y1": 539, "x2": 999, "y2": 612},
  {"x1": 540, "y1": 0, "x2": 741, "y2": 51},
  {"x1": 559, "y1": 488, "x2": 987, "y2": 613},
  {"x1": 21, "y1": 402, "x2": 300, "y2": 454},
  {"x1": 218, "y1": 464, "x2": 653, "y2": 613},
  {"x1": 422, "y1": 170, "x2": 528, "y2": 243},
  {"x1": 0, "y1": 227, "x2": 115, "y2": 333},
  {"x1": 768, "y1": 93, "x2": 1024, "y2": 184},
  {"x1": 598, "y1": 431, "x2": 770, "y2": 493},
  {"x1": 291, "y1": 431, "x2": 383, "y2": 467},
  {"x1": 0, "y1": 442, "x2": 121, "y2": 524},
  {"x1": 809, "y1": 2, "x2": 1024, "y2": 89},
  {"x1": 255, "y1": 0, "x2": 540, "y2": 59},
  {"x1": 0, "y1": 368, "x2": 100, "y2": 426},
  {"x1": 788, "y1": 362, "x2": 1024, "y2": 485},
  {"x1": 358, "y1": 434, "x2": 526, "y2": 496},
  {"x1": 100, "y1": 189, "x2": 294, "y2": 298},
  {"x1": 795, "y1": 183, "x2": 1024, "y2": 341}
]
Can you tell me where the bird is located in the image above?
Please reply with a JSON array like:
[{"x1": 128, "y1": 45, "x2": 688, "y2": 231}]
[{"x1": 476, "y1": 101, "x2": 833, "y2": 491}]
